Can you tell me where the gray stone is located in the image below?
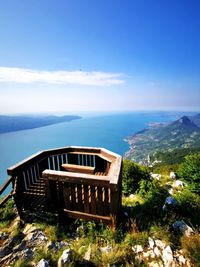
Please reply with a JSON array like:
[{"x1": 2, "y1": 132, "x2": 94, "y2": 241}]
[
  {"x1": 162, "y1": 245, "x2": 174, "y2": 267},
  {"x1": 172, "y1": 220, "x2": 194, "y2": 236},
  {"x1": 154, "y1": 246, "x2": 162, "y2": 258},
  {"x1": 36, "y1": 258, "x2": 50, "y2": 267},
  {"x1": 143, "y1": 250, "x2": 156, "y2": 259},
  {"x1": 0, "y1": 232, "x2": 9, "y2": 240},
  {"x1": 149, "y1": 261, "x2": 164, "y2": 267},
  {"x1": 84, "y1": 244, "x2": 91, "y2": 261},
  {"x1": 0, "y1": 246, "x2": 11, "y2": 258},
  {"x1": 13, "y1": 241, "x2": 26, "y2": 252},
  {"x1": 170, "y1": 172, "x2": 176, "y2": 179},
  {"x1": 57, "y1": 249, "x2": 72, "y2": 267},
  {"x1": 178, "y1": 254, "x2": 186, "y2": 265},
  {"x1": 148, "y1": 237, "x2": 155, "y2": 249},
  {"x1": 22, "y1": 248, "x2": 34, "y2": 259},
  {"x1": 132, "y1": 244, "x2": 143, "y2": 253},
  {"x1": 151, "y1": 173, "x2": 161, "y2": 180},
  {"x1": 99, "y1": 245, "x2": 112, "y2": 254},
  {"x1": 172, "y1": 180, "x2": 184, "y2": 188},
  {"x1": 155, "y1": 239, "x2": 166, "y2": 250},
  {"x1": 23, "y1": 224, "x2": 38, "y2": 235},
  {"x1": 24, "y1": 230, "x2": 48, "y2": 244}
]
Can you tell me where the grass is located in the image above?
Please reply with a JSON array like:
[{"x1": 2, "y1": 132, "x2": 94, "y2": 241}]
[
  {"x1": 2, "y1": 186, "x2": 200, "y2": 267},
  {"x1": 181, "y1": 233, "x2": 200, "y2": 267},
  {"x1": 0, "y1": 198, "x2": 16, "y2": 232}
]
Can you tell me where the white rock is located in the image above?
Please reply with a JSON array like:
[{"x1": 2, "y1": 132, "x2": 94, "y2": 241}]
[
  {"x1": 172, "y1": 220, "x2": 194, "y2": 237},
  {"x1": 170, "y1": 172, "x2": 176, "y2": 179},
  {"x1": 178, "y1": 254, "x2": 186, "y2": 265},
  {"x1": 57, "y1": 249, "x2": 72, "y2": 267},
  {"x1": 143, "y1": 250, "x2": 155, "y2": 259},
  {"x1": 155, "y1": 239, "x2": 166, "y2": 250},
  {"x1": 148, "y1": 237, "x2": 155, "y2": 249},
  {"x1": 99, "y1": 245, "x2": 112, "y2": 254},
  {"x1": 132, "y1": 244, "x2": 143, "y2": 253},
  {"x1": 84, "y1": 244, "x2": 91, "y2": 261},
  {"x1": 168, "y1": 188, "x2": 174, "y2": 195},
  {"x1": 36, "y1": 259, "x2": 49, "y2": 267},
  {"x1": 154, "y1": 246, "x2": 162, "y2": 258},
  {"x1": 23, "y1": 224, "x2": 38, "y2": 235},
  {"x1": 172, "y1": 180, "x2": 184, "y2": 188},
  {"x1": 162, "y1": 245, "x2": 174, "y2": 267},
  {"x1": 149, "y1": 261, "x2": 164, "y2": 267},
  {"x1": 151, "y1": 173, "x2": 161, "y2": 180}
]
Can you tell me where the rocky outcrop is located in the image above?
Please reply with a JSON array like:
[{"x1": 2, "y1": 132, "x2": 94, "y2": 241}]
[{"x1": 132, "y1": 237, "x2": 192, "y2": 266}]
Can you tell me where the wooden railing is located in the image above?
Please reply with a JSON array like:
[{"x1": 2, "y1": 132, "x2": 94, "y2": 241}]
[{"x1": 1, "y1": 146, "x2": 122, "y2": 226}]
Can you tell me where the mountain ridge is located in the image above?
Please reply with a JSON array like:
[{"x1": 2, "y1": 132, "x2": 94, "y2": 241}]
[{"x1": 125, "y1": 113, "x2": 200, "y2": 163}]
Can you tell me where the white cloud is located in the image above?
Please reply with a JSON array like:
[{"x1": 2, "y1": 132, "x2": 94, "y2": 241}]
[{"x1": 0, "y1": 67, "x2": 124, "y2": 86}]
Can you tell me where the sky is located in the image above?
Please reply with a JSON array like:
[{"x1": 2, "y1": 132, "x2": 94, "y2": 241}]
[{"x1": 0, "y1": 0, "x2": 200, "y2": 114}]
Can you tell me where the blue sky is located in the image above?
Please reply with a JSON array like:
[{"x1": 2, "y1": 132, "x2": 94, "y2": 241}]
[{"x1": 0, "y1": 0, "x2": 200, "y2": 114}]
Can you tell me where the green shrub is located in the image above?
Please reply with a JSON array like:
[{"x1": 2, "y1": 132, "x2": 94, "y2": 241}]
[
  {"x1": 175, "y1": 188, "x2": 200, "y2": 228},
  {"x1": 177, "y1": 152, "x2": 200, "y2": 194},
  {"x1": 122, "y1": 159, "x2": 151, "y2": 195}
]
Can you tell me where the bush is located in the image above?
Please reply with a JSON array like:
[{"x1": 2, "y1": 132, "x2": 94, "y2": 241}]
[
  {"x1": 122, "y1": 159, "x2": 150, "y2": 195},
  {"x1": 175, "y1": 188, "x2": 200, "y2": 229},
  {"x1": 177, "y1": 153, "x2": 200, "y2": 194}
]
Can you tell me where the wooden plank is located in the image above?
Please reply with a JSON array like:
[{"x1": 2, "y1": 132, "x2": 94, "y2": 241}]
[
  {"x1": 104, "y1": 187, "x2": 110, "y2": 216},
  {"x1": 90, "y1": 185, "x2": 96, "y2": 214},
  {"x1": 63, "y1": 209, "x2": 111, "y2": 224},
  {"x1": 97, "y1": 187, "x2": 103, "y2": 215},
  {"x1": 63, "y1": 183, "x2": 71, "y2": 210},
  {"x1": 70, "y1": 184, "x2": 76, "y2": 210},
  {"x1": 57, "y1": 181, "x2": 64, "y2": 208},
  {"x1": 0, "y1": 176, "x2": 13, "y2": 195},
  {"x1": 77, "y1": 184, "x2": 83, "y2": 211},
  {"x1": 84, "y1": 185, "x2": 90, "y2": 213},
  {"x1": 42, "y1": 170, "x2": 110, "y2": 187},
  {"x1": 61, "y1": 164, "x2": 95, "y2": 174}
]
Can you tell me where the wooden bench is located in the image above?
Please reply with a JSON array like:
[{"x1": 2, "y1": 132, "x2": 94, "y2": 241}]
[{"x1": 61, "y1": 163, "x2": 95, "y2": 174}]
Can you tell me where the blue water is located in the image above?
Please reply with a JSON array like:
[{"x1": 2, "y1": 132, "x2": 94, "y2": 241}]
[{"x1": 0, "y1": 111, "x2": 193, "y2": 189}]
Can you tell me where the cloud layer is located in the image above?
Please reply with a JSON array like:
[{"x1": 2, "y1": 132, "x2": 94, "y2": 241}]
[{"x1": 0, "y1": 67, "x2": 124, "y2": 86}]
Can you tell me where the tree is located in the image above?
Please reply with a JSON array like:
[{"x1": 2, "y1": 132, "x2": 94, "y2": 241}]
[
  {"x1": 122, "y1": 159, "x2": 150, "y2": 195},
  {"x1": 178, "y1": 153, "x2": 200, "y2": 194}
]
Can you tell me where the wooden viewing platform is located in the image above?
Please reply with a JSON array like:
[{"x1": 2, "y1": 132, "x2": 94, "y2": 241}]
[{"x1": 0, "y1": 146, "x2": 122, "y2": 227}]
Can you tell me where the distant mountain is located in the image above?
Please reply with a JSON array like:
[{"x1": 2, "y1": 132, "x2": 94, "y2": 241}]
[
  {"x1": 190, "y1": 113, "x2": 200, "y2": 128},
  {"x1": 125, "y1": 114, "x2": 200, "y2": 163},
  {"x1": 0, "y1": 115, "x2": 82, "y2": 134}
]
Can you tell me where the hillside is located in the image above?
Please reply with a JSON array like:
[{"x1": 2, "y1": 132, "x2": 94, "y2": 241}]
[
  {"x1": 0, "y1": 115, "x2": 82, "y2": 134},
  {"x1": 125, "y1": 114, "x2": 200, "y2": 163}
]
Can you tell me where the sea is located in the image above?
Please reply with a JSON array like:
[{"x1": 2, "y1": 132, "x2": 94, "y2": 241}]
[{"x1": 0, "y1": 111, "x2": 196, "y2": 191}]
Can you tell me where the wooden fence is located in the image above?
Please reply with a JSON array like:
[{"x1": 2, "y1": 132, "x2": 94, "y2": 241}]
[{"x1": 0, "y1": 146, "x2": 122, "y2": 227}]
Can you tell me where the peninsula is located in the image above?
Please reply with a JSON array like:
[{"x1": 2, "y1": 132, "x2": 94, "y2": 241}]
[
  {"x1": 125, "y1": 113, "x2": 200, "y2": 164},
  {"x1": 0, "y1": 115, "x2": 82, "y2": 134}
]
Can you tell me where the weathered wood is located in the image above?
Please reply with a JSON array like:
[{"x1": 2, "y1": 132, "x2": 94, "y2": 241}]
[
  {"x1": 61, "y1": 164, "x2": 95, "y2": 174},
  {"x1": 97, "y1": 187, "x2": 103, "y2": 215},
  {"x1": 4, "y1": 146, "x2": 122, "y2": 227},
  {"x1": 63, "y1": 183, "x2": 71, "y2": 210},
  {"x1": 70, "y1": 184, "x2": 76, "y2": 210},
  {"x1": 42, "y1": 170, "x2": 110, "y2": 187},
  {"x1": 63, "y1": 209, "x2": 112, "y2": 224},
  {"x1": 0, "y1": 176, "x2": 13, "y2": 195},
  {"x1": 77, "y1": 184, "x2": 83, "y2": 211},
  {"x1": 90, "y1": 185, "x2": 96, "y2": 214},
  {"x1": 84, "y1": 185, "x2": 90, "y2": 213}
]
